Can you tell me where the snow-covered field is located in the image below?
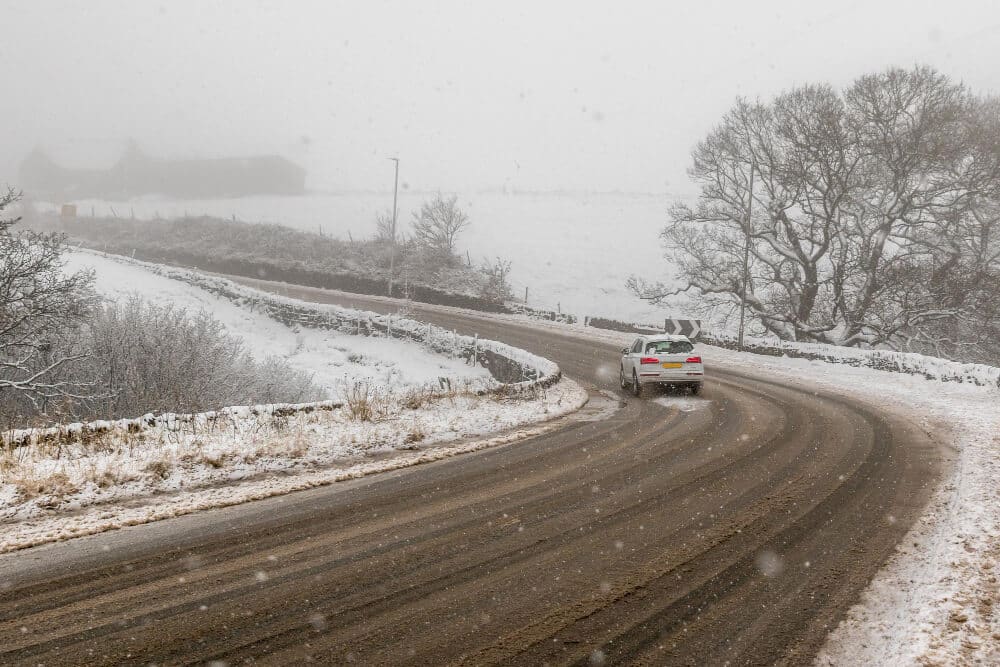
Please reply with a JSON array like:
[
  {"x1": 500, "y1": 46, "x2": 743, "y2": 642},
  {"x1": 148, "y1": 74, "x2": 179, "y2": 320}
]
[
  {"x1": 63, "y1": 251, "x2": 492, "y2": 394},
  {"x1": 45, "y1": 191, "x2": 679, "y2": 323}
]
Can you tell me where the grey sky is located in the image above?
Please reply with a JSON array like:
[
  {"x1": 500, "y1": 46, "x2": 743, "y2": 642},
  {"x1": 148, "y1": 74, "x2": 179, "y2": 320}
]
[{"x1": 3, "y1": 0, "x2": 999, "y2": 194}]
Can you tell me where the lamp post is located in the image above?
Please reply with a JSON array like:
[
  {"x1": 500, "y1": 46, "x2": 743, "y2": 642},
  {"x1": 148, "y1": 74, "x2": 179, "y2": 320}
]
[
  {"x1": 737, "y1": 158, "x2": 755, "y2": 351},
  {"x1": 387, "y1": 157, "x2": 399, "y2": 297}
]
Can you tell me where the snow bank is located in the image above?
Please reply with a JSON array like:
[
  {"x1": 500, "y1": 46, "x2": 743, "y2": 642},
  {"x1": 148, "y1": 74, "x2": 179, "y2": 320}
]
[
  {"x1": 2, "y1": 400, "x2": 340, "y2": 450},
  {"x1": 0, "y1": 378, "x2": 589, "y2": 552},
  {"x1": 703, "y1": 332, "x2": 1000, "y2": 388},
  {"x1": 63, "y1": 251, "x2": 493, "y2": 394},
  {"x1": 7, "y1": 252, "x2": 563, "y2": 452},
  {"x1": 76, "y1": 250, "x2": 561, "y2": 390}
]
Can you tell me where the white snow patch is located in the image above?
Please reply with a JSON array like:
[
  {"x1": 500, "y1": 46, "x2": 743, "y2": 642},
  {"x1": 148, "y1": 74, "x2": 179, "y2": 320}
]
[
  {"x1": 63, "y1": 251, "x2": 491, "y2": 393},
  {"x1": 652, "y1": 394, "x2": 710, "y2": 413}
]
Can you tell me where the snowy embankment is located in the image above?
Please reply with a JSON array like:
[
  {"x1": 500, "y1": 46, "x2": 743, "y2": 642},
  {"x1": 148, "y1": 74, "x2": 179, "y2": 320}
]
[
  {"x1": 0, "y1": 252, "x2": 586, "y2": 553},
  {"x1": 455, "y1": 314, "x2": 998, "y2": 666},
  {"x1": 61, "y1": 251, "x2": 494, "y2": 394},
  {"x1": 705, "y1": 331, "x2": 1000, "y2": 388}
]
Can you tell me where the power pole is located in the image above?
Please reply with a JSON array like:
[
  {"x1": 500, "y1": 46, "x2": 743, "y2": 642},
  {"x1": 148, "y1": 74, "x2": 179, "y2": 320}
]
[
  {"x1": 387, "y1": 157, "x2": 399, "y2": 297},
  {"x1": 737, "y1": 158, "x2": 756, "y2": 351}
]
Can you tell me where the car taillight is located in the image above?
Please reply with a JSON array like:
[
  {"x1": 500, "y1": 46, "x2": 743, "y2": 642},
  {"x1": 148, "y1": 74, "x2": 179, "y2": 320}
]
[
  {"x1": 686, "y1": 356, "x2": 702, "y2": 364},
  {"x1": 640, "y1": 357, "x2": 660, "y2": 364}
]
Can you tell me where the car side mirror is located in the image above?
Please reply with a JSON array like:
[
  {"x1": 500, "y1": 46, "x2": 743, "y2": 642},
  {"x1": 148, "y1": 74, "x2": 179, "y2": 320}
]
[{"x1": 621, "y1": 347, "x2": 629, "y2": 356}]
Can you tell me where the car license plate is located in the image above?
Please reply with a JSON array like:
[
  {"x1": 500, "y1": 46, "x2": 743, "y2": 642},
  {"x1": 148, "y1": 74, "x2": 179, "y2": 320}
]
[{"x1": 661, "y1": 362, "x2": 682, "y2": 368}]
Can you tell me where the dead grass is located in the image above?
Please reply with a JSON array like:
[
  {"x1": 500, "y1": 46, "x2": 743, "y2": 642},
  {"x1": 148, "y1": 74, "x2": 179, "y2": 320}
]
[
  {"x1": 10, "y1": 470, "x2": 78, "y2": 500},
  {"x1": 404, "y1": 425, "x2": 427, "y2": 446},
  {"x1": 81, "y1": 463, "x2": 136, "y2": 489},
  {"x1": 144, "y1": 458, "x2": 173, "y2": 480},
  {"x1": 199, "y1": 451, "x2": 226, "y2": 469},
  {"x1": 343, "y1": 381, "x2": 390, "y2": 422},
  {"x1": 257, "y1": 428, "x2": 311, "y2": 459},
  {"x1": 402, "y1": 386, "x2": 437, "y2": 410}
]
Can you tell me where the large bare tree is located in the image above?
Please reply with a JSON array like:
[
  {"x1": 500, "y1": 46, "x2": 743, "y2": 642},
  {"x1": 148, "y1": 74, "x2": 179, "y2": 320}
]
[{"x1": 631, "y1": 67, "x2": 1000, "y2": 360}]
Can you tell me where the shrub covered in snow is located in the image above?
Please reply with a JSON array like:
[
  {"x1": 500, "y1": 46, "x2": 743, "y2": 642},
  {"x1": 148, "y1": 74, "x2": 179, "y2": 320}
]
[
  {"x1": 82, "y1": 296, "x2": 322, "y2": 417},
  {"x1": 0, "y1": 296, "x2": 323, "y2": 428}
]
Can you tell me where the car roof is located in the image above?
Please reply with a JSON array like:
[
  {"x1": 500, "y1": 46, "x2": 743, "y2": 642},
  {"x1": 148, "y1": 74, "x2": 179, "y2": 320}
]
[{"x1": 642, "y1": 334, "x2": 691, "y2": 343}]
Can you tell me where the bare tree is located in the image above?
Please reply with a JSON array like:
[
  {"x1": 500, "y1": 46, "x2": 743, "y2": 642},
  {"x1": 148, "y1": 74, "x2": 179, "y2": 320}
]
[
  {"x1": 480, "y1": 256, "x2": 513, "y2": 304},
  {"x1": 632, "y1": 67, "x2": 1000, "y2": 360},
  {"x1": 0, "y1": 188, "x2": 96, "y2": 416},
  {"x1": 411, "y1": 194, "x2": 470, "y2": 265},
  {"x1": 373, "y1": 208, "x2": 395, "y2": 243}
]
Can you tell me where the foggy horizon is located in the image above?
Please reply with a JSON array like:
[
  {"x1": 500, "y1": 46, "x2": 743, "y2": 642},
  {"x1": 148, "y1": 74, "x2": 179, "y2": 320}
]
[{"x1": 4, "y1": 0, "x2": 1000, "y2": 196}]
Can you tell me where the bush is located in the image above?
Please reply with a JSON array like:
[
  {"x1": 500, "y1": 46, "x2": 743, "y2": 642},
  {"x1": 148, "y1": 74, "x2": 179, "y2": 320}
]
[
  {"x1": 83, "y1": 297, "x2": 321, "y2": 418},
  {"x1": 0, "y1": 296, "x2": 322, "y2": 427}
]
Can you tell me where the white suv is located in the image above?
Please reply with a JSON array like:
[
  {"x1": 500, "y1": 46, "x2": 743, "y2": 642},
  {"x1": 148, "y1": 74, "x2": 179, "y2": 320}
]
[{"x1": 620, "y1": 334, "x2": 704, "y2": 396}]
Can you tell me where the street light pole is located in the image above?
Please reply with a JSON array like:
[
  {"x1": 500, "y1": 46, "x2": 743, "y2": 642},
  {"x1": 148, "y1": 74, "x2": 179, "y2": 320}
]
[
  {"x1": 737, "y1": 158, "x2": 755, "y2": 351},
  {"x1": 387, "y1": 157, "x2": 399, "y2": 297}
]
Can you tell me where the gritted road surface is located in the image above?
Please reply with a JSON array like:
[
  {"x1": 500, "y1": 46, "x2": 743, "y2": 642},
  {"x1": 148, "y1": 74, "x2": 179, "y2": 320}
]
[{"x1": 0, "y1": 281, "x2": 942, "y2": 666}]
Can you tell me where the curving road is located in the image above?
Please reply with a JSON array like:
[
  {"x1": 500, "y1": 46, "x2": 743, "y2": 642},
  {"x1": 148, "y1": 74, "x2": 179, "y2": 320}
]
[{"x1": 0, "y1": 282, "x2": 942, "y2": 666}]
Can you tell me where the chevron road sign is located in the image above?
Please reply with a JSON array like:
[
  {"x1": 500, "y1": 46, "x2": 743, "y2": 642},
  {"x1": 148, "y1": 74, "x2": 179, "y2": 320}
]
[{"x1": 664, "y1": 318, "x2": 701, "y2": 338}]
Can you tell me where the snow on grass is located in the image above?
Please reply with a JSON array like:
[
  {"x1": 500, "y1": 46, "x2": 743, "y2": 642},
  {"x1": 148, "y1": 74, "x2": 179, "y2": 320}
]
[
  {"x1": 63, "y1": 250, "x2": 492, "y2": 394},
  {"x1": 705, "y1": 331, "x2": 999, "y2": 388},
  {"x1": 46, "y1": 191, "x2": 680, "y2": 322},
  {"x1": 0, "y1": 377, "x2": 589, "y2": 553}
]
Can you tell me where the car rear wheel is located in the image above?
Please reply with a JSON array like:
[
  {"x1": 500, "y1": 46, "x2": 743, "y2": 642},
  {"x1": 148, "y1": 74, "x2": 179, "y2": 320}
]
[
  {"x1": 632, "y1": 371, "x2": 643, "y2": 397},
  {"x1": 691, "y1": 382, "x2": 702, "y2": 396}
]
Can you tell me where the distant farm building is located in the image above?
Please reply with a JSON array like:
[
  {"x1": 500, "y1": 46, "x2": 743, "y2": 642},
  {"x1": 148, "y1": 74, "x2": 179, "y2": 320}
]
[{"x1": 19, "y1": 145, "x2": 306, "y2": 199}]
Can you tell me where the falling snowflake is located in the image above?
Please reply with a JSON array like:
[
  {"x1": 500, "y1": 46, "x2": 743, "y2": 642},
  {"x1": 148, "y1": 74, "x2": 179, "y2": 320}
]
[{"x1": 755, "y1": 550, "x2": 784, "y2": 577}]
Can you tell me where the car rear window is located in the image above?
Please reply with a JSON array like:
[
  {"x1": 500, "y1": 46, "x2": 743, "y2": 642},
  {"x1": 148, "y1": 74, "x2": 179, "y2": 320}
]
[{"x1": 646, "y1": 340, "x2": 694, "y2": 354}]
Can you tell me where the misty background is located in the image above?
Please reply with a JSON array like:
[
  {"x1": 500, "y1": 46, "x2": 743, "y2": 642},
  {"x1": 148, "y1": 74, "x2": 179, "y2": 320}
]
[{"x1": 4, "y1": 0, "x2": 999, "y2": 194}]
